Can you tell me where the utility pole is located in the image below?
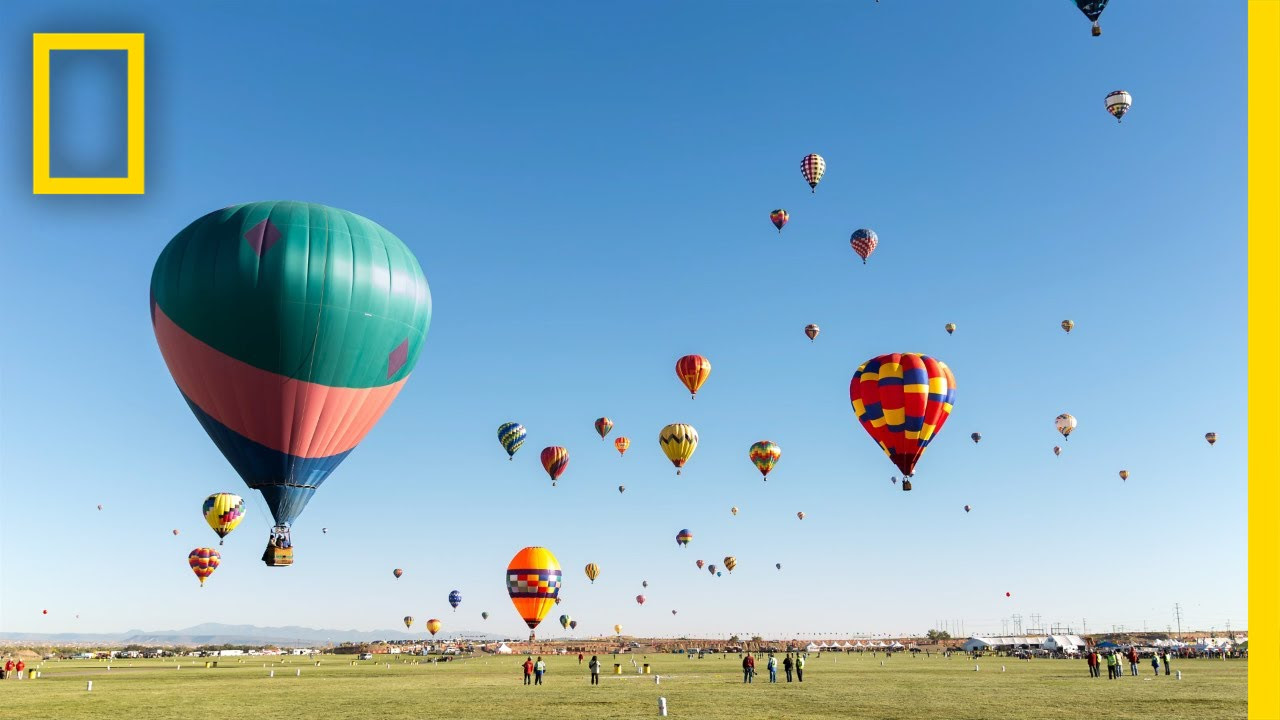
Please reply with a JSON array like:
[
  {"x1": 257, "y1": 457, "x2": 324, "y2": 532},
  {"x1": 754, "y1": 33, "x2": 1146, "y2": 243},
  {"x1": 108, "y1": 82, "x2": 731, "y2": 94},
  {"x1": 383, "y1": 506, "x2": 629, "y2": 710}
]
[{"x1": 1174, "y1": 604, "x2": 1184, "y2": 642}]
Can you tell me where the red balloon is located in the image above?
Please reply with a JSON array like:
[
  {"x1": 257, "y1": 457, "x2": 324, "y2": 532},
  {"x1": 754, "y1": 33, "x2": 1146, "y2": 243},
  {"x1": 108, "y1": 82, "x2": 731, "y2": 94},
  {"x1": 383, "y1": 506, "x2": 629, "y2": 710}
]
[
  {"x1": 1005, "y1": 592, "x2": 1011, "y2": 598},
  {"x1": 42, "y1": 609, "x2": 48, "y2": 615},
  {"x1": 850, "y1": 354, "x2": 956, "y2": 478}
]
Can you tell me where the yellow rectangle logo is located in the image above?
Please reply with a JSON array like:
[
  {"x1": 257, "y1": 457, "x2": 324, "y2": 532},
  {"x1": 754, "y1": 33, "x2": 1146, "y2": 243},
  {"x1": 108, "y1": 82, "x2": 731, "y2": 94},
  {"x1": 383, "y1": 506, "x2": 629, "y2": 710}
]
[{"x1": 32, "y1": 33, "x2": 144, "y2": 194}]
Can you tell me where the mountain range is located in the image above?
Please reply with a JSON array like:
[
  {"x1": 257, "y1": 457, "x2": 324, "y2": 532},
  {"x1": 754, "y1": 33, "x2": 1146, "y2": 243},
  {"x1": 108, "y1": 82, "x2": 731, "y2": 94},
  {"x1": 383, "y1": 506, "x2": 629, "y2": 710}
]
[{"x1": 0, "y1": 622, "x2": 509, "y2": 646}]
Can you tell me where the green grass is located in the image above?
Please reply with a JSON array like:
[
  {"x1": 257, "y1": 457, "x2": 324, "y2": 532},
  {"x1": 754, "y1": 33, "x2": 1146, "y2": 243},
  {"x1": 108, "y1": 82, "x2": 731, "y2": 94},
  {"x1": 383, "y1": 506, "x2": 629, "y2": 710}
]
[{"x1": 0, "y1": 653, "x2": 1246, "y2": 720}]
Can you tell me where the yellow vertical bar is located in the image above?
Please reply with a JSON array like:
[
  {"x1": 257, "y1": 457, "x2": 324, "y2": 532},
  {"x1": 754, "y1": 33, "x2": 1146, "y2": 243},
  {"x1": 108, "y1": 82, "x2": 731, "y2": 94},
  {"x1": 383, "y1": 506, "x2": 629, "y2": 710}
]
[{"x1": 31, "y1": 35, "x2": 52, "y2": 193}]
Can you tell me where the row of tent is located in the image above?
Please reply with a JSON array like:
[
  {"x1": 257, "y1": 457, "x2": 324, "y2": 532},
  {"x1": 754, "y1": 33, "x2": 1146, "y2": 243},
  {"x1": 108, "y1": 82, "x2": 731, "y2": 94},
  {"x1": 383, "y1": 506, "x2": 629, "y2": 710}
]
[{"x1": 804, "y1": 641, "x2": 910, "y2": 651}]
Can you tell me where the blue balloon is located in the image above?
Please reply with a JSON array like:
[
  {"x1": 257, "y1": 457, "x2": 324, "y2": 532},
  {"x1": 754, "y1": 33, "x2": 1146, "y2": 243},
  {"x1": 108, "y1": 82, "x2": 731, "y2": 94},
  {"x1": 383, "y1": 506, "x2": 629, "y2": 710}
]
[
  {"x1": 497, "y1": 422, "x2": 526, "y2": 460},
  {"x1": 448, "y1": 589, "x2": 462, "y2": 610}
]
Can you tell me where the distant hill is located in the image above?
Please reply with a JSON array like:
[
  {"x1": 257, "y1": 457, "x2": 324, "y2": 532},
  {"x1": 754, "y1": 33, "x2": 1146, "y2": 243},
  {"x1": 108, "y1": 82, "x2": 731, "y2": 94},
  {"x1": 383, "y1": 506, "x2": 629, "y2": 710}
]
[{"x1": 0, "y1": 622, "x2": 508, "y2": 646}]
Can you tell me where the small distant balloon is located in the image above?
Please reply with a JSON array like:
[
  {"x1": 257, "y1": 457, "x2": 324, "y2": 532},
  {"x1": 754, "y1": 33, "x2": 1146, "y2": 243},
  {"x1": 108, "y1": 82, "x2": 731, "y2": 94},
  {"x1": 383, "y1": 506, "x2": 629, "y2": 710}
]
[
  {"x1": 482, "y1": 612, "x2": 490, "y2": 620},
  {"x1": 426, "y1": 619, "x2": 442, "y2": 636},
  {"x1": 636, "y1": 595, "x2": 646, "y2": 605},
  {"x1": 172, "y1": 529, "x2": 180, "y2": 536},
  {"x1": 675, "y1": 355, "x2": 712, "y2": 398},
  {"x1": 97, "y1": 504, "x2": 103, "y2": 511},
  {"x1": 43, "y1": 609, "x2": 48, "y2": 615},
  {"x1": 188, "y1": 548, "x2": 221, "y2": 587},
  {"x1": 708, "y1": 564, "x2": 717, "y2": 575},
  {"x1": 801, "y1": 153, "x2": 826, "y2": 192},
  {"x1": 770, "y1": 209, "x2": 789, "y2": 233},
  {"x1": 404, "y1": 616, "x2": 414, "y2": 629},
  {"x1": 696, "y1": 559, "x2": 704, "y2": 569},
  {"x1": 671, "y1": 609, "x2": 678, "y2": 616},
  {"x1": 676, "y1": 529, "x2": 693, "y2": 547},
  {"x1": 569, "y1": 620, "x2": 577, "y2": 629},
  {"x1": 971, "y1": 432, "x2": 981, "y2": 444},
  {"x1": 850, "y1": 228, "x2": 878, "y2": 264},
  {"x1": 322, "y1": 527, "x2": 328, "y2": 534},
  {"x1": 1105, "y1": 90, "x2": 1132, "y2": 123},
  {"x1": 723, "y1": 556, "x2": 737, "y2": 572},
  {"x1": 1119, "y1": 470, "x2": 1129, "y2": 481},
  {"x1": 749, "y1": 441, "x2": 782, "y2": 481},
  {"x1": 730, "y1": 506, "x2": 738, "y2": 516},
  {"x1": 1056, "y1": 413, "x2": 1077, "y2": 439},
  {"x1": 615, "y1": 437, "x2": 630, "y2": 456},
  {"x1": 594, "y1": 417, "x2": 614, "y2": 440},
  {"x1": 1053, "y1": 446, "x2": 1062, "y2": 456},
  {"x1": 891, "y1": 476, "x2": 898, "y2": 485},
  {"x1": 497, "y1": 422, "x2": 527, "y2": 460},
  {"x1": 541, "y1": 446, "x2": 569, "y2": 486},
  {"x1": 1005, "y1": 592, "x2": 1011, "y2": 598},
  {"x1": 642, "y1": 580, "x2": 649, "y2": 588},
  {"x1": 964, "y1": 505, "x2": 971, "y2": 513},
  {"x1": 776, "y1": 563, "x2": 782, "y2": 570},
  {"x1": 393, "y1": 568, "x2": 404, "y2": 579},
  {"x1": 805, "y1": 324, "x2": 820, "y2": 342},
  {"x1": 796, "y1": 511, "x2": 805, "y2": 520},
  {"x1": 449, "y1": 590, "x2": 462, "y2": 611},
  {"x1": 618, "y1": 485, "x2": 626, "y2": 494},
  {"x1": 945, "y1": 323, "x2": 956, "y2": 335},
  {"x1": 560, "y1": 614, "x2": 572, "y2": 630},
  {"x1": 1205, "y1": 432, "x2": 1217, "y2": 446},
  {"x1": 614, "y1": 624, "x2": 623, "y2": 635},
  {"x1": 1061, "y1": 320, "x2": 1075, "y2": 333},
  {"x1": 585, "y1": 563, "x2": 600, "y2": 583}
]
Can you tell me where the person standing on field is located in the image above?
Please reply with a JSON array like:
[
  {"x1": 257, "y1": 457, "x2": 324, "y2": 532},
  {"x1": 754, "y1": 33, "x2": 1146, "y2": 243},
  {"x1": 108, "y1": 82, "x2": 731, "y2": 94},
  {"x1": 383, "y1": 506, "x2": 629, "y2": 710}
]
[
  {"x1": 1086, "y1": 650, "x2": 1097, "y2": 677},
  {"x1": 522, "y1": 656, "x2": 534, "y2": 685},
  {"x1": 589, "y1": 655, "x2": 600, "y2": 685},
  {"x1": 534, "y1": 657, "x2": 546, "y2": 685},
  {"x1": 783, "y1": 653, "x2": 794, "y2": 682},
  {"x1": 1163, "y1": 650, "x2": 1172, "y2": 675},
  {"x1": 742, "y1": 653, "x2": 754, "y2": 683},
  {"x1": 1128, "y1": 647, "x2": 1140, "y2": 676},
  {"x1": 1151, "y1": 653, "x2": 1160, "y2": 676},
  {"x1": 796, "y1": 653, "x2": 806, "y2": 682},
  {"x1": 767, "y1": 654, "x2": 778, "y2": 683}
]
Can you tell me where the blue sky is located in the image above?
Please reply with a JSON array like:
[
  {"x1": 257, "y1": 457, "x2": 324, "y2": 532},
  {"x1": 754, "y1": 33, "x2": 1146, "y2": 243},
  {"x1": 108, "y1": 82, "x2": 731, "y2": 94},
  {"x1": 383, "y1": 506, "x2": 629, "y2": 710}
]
[{"x1": 0, "y1": 1, "x2": 1246, "y2": 641}]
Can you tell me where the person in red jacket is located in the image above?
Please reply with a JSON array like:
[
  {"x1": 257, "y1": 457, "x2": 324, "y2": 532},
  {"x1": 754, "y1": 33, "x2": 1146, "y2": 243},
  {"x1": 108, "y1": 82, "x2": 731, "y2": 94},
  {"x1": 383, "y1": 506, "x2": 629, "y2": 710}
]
[
  {"x1": 1127, "y1": 647, "x2": 1140, "y2": 676},
  {"x1": 2, "y1": 658, "x2": 12, "y2": 680},
  {"x1": 14, "y1": 660, "x2": 24, "y2": 679},
  {"x1": 578, "y1": 653, "x2": 584, "y2": 665},
  {"x1": 522, "y1": 657, "x2": 534, "y2": 685},
  {"x1": 1086, "y1": 650, "x2": 1098, "y2": 678},
  {"x1": 742, "y1": 654, "x2": 755, "y2": 683}
]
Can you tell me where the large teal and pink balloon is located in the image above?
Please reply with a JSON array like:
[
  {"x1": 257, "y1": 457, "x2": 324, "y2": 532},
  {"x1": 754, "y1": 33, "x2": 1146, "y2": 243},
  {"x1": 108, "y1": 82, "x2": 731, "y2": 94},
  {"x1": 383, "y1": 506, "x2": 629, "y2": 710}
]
[{"x1": 150, "y1": 202, "x2": 431, "y2": 562}]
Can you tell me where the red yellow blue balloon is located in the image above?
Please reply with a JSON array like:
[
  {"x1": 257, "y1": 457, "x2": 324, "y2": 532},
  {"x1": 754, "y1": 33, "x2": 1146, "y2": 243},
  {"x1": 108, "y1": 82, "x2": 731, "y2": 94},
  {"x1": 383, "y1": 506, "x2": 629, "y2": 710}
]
[
  {"x1": 749, "y1": 441, "x2": 781, "y2": 480},
  {"x1": 507, "y1": 547, "x2": 562, "y2": 636},
  {"x1": 849, "y1": 353, "x2": 956, "y2": 480}
]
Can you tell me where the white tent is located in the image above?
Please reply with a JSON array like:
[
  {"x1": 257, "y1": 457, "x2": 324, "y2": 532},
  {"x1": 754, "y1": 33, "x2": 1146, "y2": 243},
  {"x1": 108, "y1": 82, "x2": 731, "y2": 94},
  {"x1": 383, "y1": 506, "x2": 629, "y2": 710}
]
[
  {"x1": 1043, "y1": 635, "x2": 1085, "y2": 653},
  {"x1": 805, "y1": 643, "x2": 820, "y2": 652},
  {"x1": 853, "y1": 641, "x2": 865, "y2": 648},
  {"x1": 889, "y1": 641, "x2": 905, "y2": 649},
  {"x1": 962, "y1": 637, "x2": 994, "y2": 652},
  {"x1": 494, "y1": 643, "x2": 513, "y2": 655},
  {"x1": 841, "y1": 641, "x2": 854, "y2": 649},
  {"x1": 818, "y1": 642, "x2": 830, "y2": 649}
]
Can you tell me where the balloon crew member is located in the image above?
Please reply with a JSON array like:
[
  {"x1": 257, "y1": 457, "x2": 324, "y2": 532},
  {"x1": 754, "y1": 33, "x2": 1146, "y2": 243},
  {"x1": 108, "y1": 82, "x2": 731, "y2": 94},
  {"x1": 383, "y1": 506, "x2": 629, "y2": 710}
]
[
  {"x1": 796, "y1": 653, "x2": 805, "y2": 682},
  {"x1": 523, "y1": 657, "x2": 534, "y2": 685},
  {"x1": 534, "y1": 657, "x2": 546, "y2": 685},
  {"x1": 589, "y1": 655, "x2": 601, "y2": 685},
  {"x1": 783, "y1": 654, "x2": 794, "y2": 682}
]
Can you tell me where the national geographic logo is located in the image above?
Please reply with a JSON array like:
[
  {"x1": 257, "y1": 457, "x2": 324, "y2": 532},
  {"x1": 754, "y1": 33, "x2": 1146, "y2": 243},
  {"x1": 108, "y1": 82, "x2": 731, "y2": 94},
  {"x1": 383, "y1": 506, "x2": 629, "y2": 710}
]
[{"x1": 32, "y1": 33, "x2": 144, "y2": 194}]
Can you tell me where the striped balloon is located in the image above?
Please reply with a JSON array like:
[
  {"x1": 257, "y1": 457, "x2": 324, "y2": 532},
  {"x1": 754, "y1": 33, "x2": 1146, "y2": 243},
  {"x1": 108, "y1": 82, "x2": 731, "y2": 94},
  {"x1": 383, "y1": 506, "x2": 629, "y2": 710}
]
[
  {"x1": 801, "y1": 153, "x2": 826, "y2": 192},
  {"x1": 849, "y1": 353, "x2": 957, "y2": 479},
  {"x1": 188, "y1": 548, "x2": 221, "y2": 586},
  {"x1": 676, "y1": 529, "x2": 693, "y2": 547},
  {"x1": 770, "y1": 209, "x2": 789, "y2": 233},
  {"x1": 594, "y1": 417, "x2": 613, "y2": 440},
  {"x1": 614, "y1": 436, "x2": 630, "y2": 456},
  {"x1": 675, "y1": 355, "x2": 711, "y2": 398},
  {"x1": 151, "y1": 202, "x2": 431, "y2": 540},
  {"x1": 498, "y1": 422, "x2": 527, "y2": 460},
  {"x1": 749, "y1": 441, "x2": 782, "y2": 480},
  {"x1": 403, "y1": 616, "x2": 413, "y2": 629},
  {"x1": 658, "y1": 424, "x2": 699, "y2": 475},
  {"x1": 584, "y1": 562, "x2": 600, "y2": 583},
  {"x1": 805, "y1": 324, "x2": 820, "y2": 341},
  {"x1": 540, "y1": 446, "x2": 569, "y2": 486},
  {"x1": 723, "y1": 556, "x2": 737, "y2": 573},
  {"x1": 850, "y1": 228, "x2": 878, "y2": 264}
]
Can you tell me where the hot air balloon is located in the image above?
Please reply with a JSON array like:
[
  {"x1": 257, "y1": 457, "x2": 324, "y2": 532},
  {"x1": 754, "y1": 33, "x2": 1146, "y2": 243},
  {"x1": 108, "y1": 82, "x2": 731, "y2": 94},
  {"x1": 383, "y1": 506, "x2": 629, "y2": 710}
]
[
  {"x1": 172, "y1": 529, "x2": 180, "y2": 536},
  {"x1": 188, "y1": 548, "x2": 220, "y2": 586},
  {"x1": 404, "y1": 616, "x2": 413, "y2": 629},
  {"x1": 1205, "y1": 432, "x2": 1217, "y2": 446},
  {"x1": 677, "y1": 529, "x2": 693, "y2": 547},
  {"x1": 696, "y1": 559, "x2": 705, "y2": 569},
  {"x1": 716, "y1": 571, "x2": 722, "y2": 577},
  {"x1": 850, "y1": 229, "x2": 878, "y2": 264},
  {"x1": 675, "y1": 355, "x2": 711, "y2": 398},
  {"x1": 614, "y1": 437, "x2": 630, "y2": 458},
  {"x1": 708, "y1": 564, "x2": 717, "y2": 575},
  {"x1": 850, "y1": 353, "x2": 956, "y2": 482},
  {"x1": 322, "y1": 527, "x2": 328, "y2": 534},
  {"x1": 671, "y1": 610, "x2": 678, "y2": 616},
  {"x1": 426, "y1": 619, "x2": 442, "y2": 636},
  {"x1": 805, "y1": 324, "x2": 820, "y2": 342},
  {"x1": 1119, "y1": 470, "x2": 1129, "y2": 482},
  {"x1": 964, "y1": 505, "x2": 971, "y2": 513},
  {"x1": 801, "y1": 153, "x2": 825, "y2": 192},
  {"x1": 770, "y1": 209, "x2": 789, "y2": 233},
  {"x1": 730, "y1": 506, "x2": 738, "y2": 516},
  {"x1": 945, "y1": 323, "x2": 956, "y2": 335},
  {"x1": 1005, "y1": 592, "x2": 1012, "y2": 598},
  {"x1": 636, "y1": 595, "x2": 646, "y2": 605},
  {"x1": 618, "y1": 485, "x2": 626, "y2": 494},
  {"x1": 642, "y1": 580, "x2": 649, "y2": 588},
  {"x1": 594, "y1": 417, "x2": 613, "y2": 439},
  {"x1": 797, "y1": 511, "x2": 805, "y2": 520},
  {"x1": 42, "y1": 609, "x2": 48, "y2": 615},
  {"x1": 723, "y1": 556, "x2": 737, "y2": 573},
  {"x1": 1061, "y1": 320, "x2": 1075, "y2": 333},
  {"x1": 560, "y1": 614, "x2": 572, "y2": 630},
  {"x1": 614, "y1": 624, "x2": 623, "y2": 635},
  {"x1": 498, "y1": 422, "x2": 527, "y2": 460},
  {"x1": 506, "y1": 547, "x2": 561, "y2": 639},
  {"x1": 1072, "y1": 0, "x2": 1110, "y2": 36},
  {"x1": 152, "y1": 202, "x2": 432, "y2": 567},
  {"x1": 1105, "y1": 90, "x2": 1132, "y2": 123},
  {"x1": 1055, "y1": 414, "x2": 1077, "y2": 440},
  {"x1": 482, "y1": 612, "x2": 490, "y2": 620},
  {"x1": 659, "y1": 424, "x2": 699, "y2": 475},
  {"x1": 1053, "y1": 446, "x2": 1062, "y2": 456},
  {"x1": 585, "y1": 563, "x2": 600, "y2": 583},
  {"x1": 202, "y1": 493, "x2": 245, "y2": 545},
  {"x1": 449, "y1": 590, "x2": 462, "y2": 611},
  {"x1": 540, "y1": 446, "x2": 569, "y2": 486},
  {"x1": 569, "y1": 620, "x2": 577, "y2": 630},
  {"x1": 776, "y1": 563, "x2": 782, "y2": 570},
  {"x1": 971, "y1": 432, "x2": 981, "y2": 444},
  {"x1": 749, "y1": 441, "x2": 782, "y2": 480},
  {"x1": 97, "y1": 504, "x2": 103, "y2": 511},
  {"x1": 891, "y1": 476, "x2": 898, "y2": 485}
]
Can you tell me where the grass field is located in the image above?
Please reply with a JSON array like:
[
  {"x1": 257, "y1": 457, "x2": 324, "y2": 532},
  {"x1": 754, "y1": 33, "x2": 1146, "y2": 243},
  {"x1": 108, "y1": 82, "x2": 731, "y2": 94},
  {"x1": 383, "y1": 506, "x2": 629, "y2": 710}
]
[{"x1": 0, "y1": 653, "x2": 1246, "y2": 720}]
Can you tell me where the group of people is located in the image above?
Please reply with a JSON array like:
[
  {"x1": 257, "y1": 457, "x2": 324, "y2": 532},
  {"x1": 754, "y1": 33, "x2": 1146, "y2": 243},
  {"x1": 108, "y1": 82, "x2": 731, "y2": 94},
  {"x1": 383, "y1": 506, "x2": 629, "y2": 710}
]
[
  {"x1": 520, "y1": 656, "x2": 548, "y2": 685},
  {"x1": 2, "y1": 658, "x2": 27, "y2": 679},
  {"x1": 1085, "y1": 648, "x2": 1173, "y2": 679},
  {"x1": 742, "y1": 653, "x2": 806, "y2": 683}
]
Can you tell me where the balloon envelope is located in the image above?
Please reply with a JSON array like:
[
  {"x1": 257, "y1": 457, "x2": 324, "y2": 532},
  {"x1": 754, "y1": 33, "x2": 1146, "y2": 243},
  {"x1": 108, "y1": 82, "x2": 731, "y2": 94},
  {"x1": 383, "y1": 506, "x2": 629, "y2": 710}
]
[
  {"x1": 540, "y1": 446, "x2": 569, "y2": 485},
  {"x1": 188, "y1": 548, "x2": 221, "y2": 586},
  {"x1": 749, "y1": 441, "x2": 782, "y2": 480},
  {"x1": 498, "y1": 422, "x2": 527, "y2": 460},
  {"x1": 676, "y1": 529, "x2": 693, "y2": 546},
  {"x1": 675, "y1": 355, "x2": 712, "y2": 398},
  {"x1": 614, "y1": 437, "x2": 631, "y2": 456},
  {"x1": 805, "y1": 324, "x2": 820, "y2": 341},
  {"x1": 659, "y1": 424, "x2": 699, "y2": 474},
  {"x1": 151, "y1": 202, "x2": 432, "y2": 531},
  {"x1": 585, "y1": 562, "x2": 600, "y2": 583},
  {"x1": 770, "y1": 209, "x2": 789, "y2": 232},
  {"x1": 449, "y1": 590, "x2": 462, "y2": 609},
  {"x1": 801, "y1": 153, "x2": 826, "y2": 191},
  {"x1": 594, "y1": 417, "x2": 613, "y2": 439},
  {"x1": 850, "y1": 353, "x2": 956, "y2": 478},
  {"x1": 203, "y1": 493, "x2": 245, "y2": 540},
  {"x1": 506, "y1": 547, "x2": 561, "y2": 631},
  {"x1": 426, "y1": 619, "x2": 441, "y2": 636}
]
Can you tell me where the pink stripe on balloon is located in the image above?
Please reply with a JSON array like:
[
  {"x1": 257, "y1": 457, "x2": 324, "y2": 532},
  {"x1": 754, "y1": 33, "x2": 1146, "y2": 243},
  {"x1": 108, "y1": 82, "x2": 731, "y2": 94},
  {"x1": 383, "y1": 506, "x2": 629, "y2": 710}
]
[{"x1": 152, "y1": 305, "x2": 409, "y2": 458}]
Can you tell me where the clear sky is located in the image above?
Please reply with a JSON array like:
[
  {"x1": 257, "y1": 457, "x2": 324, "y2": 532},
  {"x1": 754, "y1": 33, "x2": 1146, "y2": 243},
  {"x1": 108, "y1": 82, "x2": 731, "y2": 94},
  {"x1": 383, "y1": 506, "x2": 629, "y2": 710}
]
[{"x1": 0, "y1": 1, "x2": 1246, "y2": 641}]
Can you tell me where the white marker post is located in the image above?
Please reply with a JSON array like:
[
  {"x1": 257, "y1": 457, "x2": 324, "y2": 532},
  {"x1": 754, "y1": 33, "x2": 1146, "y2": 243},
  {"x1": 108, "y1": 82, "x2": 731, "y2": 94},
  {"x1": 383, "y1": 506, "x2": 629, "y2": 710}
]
[
  {"x1": 658, "y1": 697, "x2": 668, "y2": 717},
  {"x1": 269, "y1": 670, "x2": 274, "y2": 678},
  {"x1": 86, "y1": 681, "x2": 93, "y2": 692},
  {"x1": 296, "y1": 669, "x2": 301, "y2": 677}
]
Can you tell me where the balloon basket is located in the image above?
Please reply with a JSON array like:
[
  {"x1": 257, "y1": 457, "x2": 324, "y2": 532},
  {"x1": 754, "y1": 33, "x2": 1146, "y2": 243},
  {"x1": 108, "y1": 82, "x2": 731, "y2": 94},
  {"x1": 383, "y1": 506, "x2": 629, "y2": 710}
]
[
  {"x1": 1092, "y1": 23, "x2": 1101, "y2": 36},
  {"x1": 262, "y1": 526, "x2": 294, "y2": 567},
  {"x1": 901, "y1": 479, "x2": 912, "y2": 492}
]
